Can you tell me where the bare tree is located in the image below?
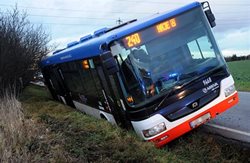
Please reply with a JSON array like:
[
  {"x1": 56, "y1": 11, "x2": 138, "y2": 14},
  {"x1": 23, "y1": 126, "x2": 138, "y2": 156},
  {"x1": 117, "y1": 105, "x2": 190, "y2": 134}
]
[{"x1": 0, "y1": 7, "x2": 50, "y2": 95}]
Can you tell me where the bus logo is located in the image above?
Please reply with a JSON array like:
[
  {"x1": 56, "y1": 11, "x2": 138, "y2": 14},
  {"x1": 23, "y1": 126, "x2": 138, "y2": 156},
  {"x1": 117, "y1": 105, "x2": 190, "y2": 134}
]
[
  {"x1": 191, "y1": 101, "x2": 199, "y2": 109},
  {"x1": 202, "y1": 82, "x2": 219, "y2": 94},
  {"x1": 203, "y1": 77, "x2": 212, "y2": 86}
]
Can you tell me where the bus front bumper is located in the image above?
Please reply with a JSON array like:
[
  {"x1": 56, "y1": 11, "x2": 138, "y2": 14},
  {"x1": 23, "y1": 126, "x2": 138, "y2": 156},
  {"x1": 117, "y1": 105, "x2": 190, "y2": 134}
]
[{"x1": 150, "y1": 91, "x2": 239, "y2": 147}]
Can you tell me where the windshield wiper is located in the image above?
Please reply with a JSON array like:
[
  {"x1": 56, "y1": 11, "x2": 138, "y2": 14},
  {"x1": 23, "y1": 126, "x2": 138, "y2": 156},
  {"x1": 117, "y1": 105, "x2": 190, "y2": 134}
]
[
  {"x1": 153, "y1": 71, "x2": 198, "y2": 111},
  {"x1": 154, "y1": 66, "x2": 221, "y2": 111},
  {"x1": 154, "y1": 86, "x2": 180, "y2": 111}
]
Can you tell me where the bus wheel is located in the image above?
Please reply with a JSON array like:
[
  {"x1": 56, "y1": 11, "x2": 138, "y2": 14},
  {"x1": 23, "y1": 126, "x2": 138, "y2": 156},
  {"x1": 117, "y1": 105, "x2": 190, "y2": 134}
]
[{"x1": 100, "y1": 114, "x2": 108, "y2": 121}]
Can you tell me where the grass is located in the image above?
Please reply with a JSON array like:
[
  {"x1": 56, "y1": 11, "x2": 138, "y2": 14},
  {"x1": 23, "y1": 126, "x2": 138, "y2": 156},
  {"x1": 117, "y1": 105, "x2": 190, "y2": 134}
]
[
  {"x1": 21, "y1": 86, "x2": 175, "y2": 162},
  {"x1": 18, "y1": 85, "x2": 250, "y2": 162},
  {"x1": 227, "y1": 60, "x2": 250, "y2": 91},
  {"x1": 0, "y1": 93, "x2": 27, "y2": 162},
  {"x1": 0, "y1": 91, "x2": 51, "y2": 162}
]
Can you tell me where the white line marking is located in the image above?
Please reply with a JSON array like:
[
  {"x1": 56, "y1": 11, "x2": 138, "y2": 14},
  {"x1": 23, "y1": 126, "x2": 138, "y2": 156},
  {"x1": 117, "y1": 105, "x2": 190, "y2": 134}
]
[{"x1": 205, "y1": 123, "x2": 250, "y2": 137}]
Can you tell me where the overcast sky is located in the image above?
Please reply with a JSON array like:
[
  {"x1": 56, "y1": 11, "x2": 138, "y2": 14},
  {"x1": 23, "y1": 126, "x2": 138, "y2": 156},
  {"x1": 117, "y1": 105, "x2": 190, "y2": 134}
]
[{"x1": 0, "y1": 0, "x2": 249, "y2": 56}]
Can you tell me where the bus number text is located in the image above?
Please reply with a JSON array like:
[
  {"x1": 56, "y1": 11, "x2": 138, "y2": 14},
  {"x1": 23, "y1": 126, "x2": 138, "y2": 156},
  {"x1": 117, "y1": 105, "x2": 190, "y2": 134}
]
[{"x1": 125, "y1": 33, "x2": 141, "y2": 48}]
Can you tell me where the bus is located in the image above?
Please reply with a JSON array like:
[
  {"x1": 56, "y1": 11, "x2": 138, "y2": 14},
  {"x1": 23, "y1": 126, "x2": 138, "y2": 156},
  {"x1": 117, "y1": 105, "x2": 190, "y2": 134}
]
[{"x1": 40, "y1": 1, "x2": 239, "y2": 147}]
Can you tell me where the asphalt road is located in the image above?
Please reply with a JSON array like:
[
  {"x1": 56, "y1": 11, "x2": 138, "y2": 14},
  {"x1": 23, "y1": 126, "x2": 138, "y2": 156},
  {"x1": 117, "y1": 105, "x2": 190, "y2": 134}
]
[{"x1": 205, "y1": 92, "x2": 250, "y2": 143}]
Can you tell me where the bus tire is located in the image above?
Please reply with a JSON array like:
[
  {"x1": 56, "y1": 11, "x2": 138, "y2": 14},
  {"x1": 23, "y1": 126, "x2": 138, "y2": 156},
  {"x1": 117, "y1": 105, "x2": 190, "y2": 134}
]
[{"x1": 100, "y1": 114, "x2": 108, "y2": 121}]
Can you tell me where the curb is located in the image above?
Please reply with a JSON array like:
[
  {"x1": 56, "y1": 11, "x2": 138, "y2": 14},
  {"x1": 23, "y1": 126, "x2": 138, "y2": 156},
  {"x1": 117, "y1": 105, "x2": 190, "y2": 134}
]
[{"x1": 204, "y1": 123, "x2": 250, "y2": 143}]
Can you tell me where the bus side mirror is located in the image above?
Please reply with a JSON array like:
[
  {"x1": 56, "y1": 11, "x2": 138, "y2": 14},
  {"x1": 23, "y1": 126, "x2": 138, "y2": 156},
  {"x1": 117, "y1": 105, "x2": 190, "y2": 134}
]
[
  {"x1": 201, "y1": 1, "x2": 216, "y2": 28},
  {"x1": 101, "y1": 51, "x2": 119, "y2": 75}
]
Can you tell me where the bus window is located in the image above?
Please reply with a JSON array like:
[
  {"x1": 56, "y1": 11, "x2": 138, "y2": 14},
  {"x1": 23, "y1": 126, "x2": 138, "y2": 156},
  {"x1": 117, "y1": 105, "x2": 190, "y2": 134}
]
[
  {"x1": 97, "y1": 66, "x2": 111, "y2": 96},
  {"x1": 90, "y1": 65, "x2": 104, "y2": 101},
  {"x1": 60, "y1": 62, "x2": 85, "y2": 94},
  {"x1": 79, "y1": 58, "x2": 109, "y2": 109},
  {"x1": 62, "y1": 71, "x2": 84, "y2": 93},
  {"x1": 81, "y1": 64, "x2": 98, "y2": 97},
  {"x1": 188, "y1": 36, "x2": 216, "y2": 59}
]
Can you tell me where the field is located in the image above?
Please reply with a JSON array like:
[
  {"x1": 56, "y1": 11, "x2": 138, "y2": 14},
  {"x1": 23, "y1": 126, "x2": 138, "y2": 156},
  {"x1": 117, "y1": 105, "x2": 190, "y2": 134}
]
[
  {"x1": 15, "y1": 85, "x2": 250, "y2": 162},
  {"x1": 227, "y1": 60, "x2": 250, "y2": 91}
]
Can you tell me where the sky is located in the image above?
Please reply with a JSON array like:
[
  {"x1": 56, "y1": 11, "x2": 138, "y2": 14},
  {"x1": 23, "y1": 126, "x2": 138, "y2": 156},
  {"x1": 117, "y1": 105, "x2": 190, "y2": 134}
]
[{"x1": 0, "y1": 0, "x2": 249, "y2": 56}]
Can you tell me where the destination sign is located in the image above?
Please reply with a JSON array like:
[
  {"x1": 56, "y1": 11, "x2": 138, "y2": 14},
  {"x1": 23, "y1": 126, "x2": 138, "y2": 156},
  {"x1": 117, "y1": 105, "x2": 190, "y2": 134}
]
[{"x1": 122, "y1": 18, "x2": 177, "y2": 48}]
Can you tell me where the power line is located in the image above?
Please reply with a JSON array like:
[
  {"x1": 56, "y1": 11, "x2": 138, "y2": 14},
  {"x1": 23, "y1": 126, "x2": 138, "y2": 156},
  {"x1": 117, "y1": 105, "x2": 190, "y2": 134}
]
[
  {"x1": 217, "y1": 19, "x2": 250, "y2": 21},
  {"x1": 1, "y1": 2, "x2": 250, "y2": 16},
  {"x1": 217, "y1": 22, "x2": 250, "y2": 25},
  {"x1": 1, "y1": 2, "x2": 249, "y2": 27},
  {"x1": 26, "y1": 13, "x2": 250, "y2": 21},
  {"x1": 215, "y1": 11, "x2": 250, "y2": 15},
  {"x1": 114, "y1": 0, "x2": 183, "y2": 5},
  {"x1": 0, "y1": 4, "x2": 153, "y2": 15},
  {"x1": 3, "y1": 11, "x2": 250, "y2": 20},
  {"x1": 1, "y1": 6, "x2": 248, "y2": 20},
  {"x1": 27, "y1": 14, "x2": 118, "y2": 21},
  {"x1": 27, "y1": 14, "x2": 250, "y2": 25},
  {"x1": 1, "y1": 13, "x2": 248, "y2": 26},
  {"x1": 30, "y1": 21, "x2": 249, "y2": 27},
  {"x1": 114, "y1": 0, "x2": 250, "y2": 6},
  {"x1": 33, "y1": 22, "x2": 114, "y2": 26}
]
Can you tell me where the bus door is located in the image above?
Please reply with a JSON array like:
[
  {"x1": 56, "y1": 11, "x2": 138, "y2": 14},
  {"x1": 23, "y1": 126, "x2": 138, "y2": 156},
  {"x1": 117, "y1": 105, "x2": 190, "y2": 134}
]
[
  {"x1": 42, "y1": 67, "x2": 60, "y2": 101},
  {"x1": 107, "y1": 72, "x2": 132, "y2": 129},
  {"x1": 96, "y1": 65, "x2": 127, "y2": 126},
  {"x1": 98, "y1": 53, "x2": 132, "y2": 128},
  {"x1": 51, "y1": 67, "x2": 75, "y2": 107},
  {"x1": 96, "y1": 66, "x2": 114, "y2": 113}
]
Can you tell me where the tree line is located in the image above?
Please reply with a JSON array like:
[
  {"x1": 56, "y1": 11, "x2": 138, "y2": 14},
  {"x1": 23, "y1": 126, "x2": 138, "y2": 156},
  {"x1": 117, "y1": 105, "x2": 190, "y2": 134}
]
[
  {"x1": 224, "y1": 54, "x2": 250, "y2": 62},
  {"x1": 0, "y1": 8, "x2": 50, "y2": 96}
]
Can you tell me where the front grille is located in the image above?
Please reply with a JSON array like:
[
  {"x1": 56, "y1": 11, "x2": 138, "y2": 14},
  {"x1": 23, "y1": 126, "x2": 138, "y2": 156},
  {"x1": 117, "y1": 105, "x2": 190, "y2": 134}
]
[{"x1": 165, "y1": 88, "x2": 220, "y2": 121}]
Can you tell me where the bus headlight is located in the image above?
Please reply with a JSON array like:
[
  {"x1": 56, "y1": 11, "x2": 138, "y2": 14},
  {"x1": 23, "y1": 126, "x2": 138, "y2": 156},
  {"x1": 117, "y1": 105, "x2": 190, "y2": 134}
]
[
  {"x1": 142, "y1": 122, "x2": 166, "y2": 138},
  {"x1": 224, "y1": 84, "x2": 236, "y2": 97}
]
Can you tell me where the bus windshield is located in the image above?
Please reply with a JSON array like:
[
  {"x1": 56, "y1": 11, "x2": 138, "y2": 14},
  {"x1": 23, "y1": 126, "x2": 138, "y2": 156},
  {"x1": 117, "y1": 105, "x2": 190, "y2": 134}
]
[{"x1": 110, "y1": 7, "x2": 225, "y2": 106}]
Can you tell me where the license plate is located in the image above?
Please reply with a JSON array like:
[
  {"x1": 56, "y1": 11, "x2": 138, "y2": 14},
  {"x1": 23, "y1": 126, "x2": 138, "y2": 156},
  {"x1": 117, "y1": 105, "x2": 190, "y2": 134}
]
[{"x1": 190, "y1": 113, "x2": 211, "y2": 128}]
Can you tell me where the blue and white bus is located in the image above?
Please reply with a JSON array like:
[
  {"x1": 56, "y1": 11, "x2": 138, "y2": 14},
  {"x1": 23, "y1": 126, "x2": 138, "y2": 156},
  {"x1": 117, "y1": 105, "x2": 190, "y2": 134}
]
[{"x1": 41, "y1": 1, "x2": 239, "y2": 147}]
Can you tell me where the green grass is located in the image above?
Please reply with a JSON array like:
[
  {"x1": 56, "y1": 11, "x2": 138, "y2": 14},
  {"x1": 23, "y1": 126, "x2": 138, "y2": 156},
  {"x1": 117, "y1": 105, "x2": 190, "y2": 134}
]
[
  {"x1": 227, "y1": 60, "x2": 250, "y2": 91},
  {"x1": 21, "y1": 85, "x2": 250, "y2": 162}
]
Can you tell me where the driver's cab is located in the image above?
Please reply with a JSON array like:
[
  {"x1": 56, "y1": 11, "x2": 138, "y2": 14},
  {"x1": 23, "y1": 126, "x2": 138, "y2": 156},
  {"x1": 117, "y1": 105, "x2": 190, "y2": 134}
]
[{"x1": 120, "y1": 46, "x2": 154, "y2": 101}]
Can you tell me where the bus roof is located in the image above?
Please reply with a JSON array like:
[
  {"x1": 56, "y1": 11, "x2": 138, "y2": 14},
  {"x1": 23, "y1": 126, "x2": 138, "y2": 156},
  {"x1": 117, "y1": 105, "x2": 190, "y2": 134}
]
[{"x1": 40, "y1": 2, "x2": 201, "y2": 68}]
